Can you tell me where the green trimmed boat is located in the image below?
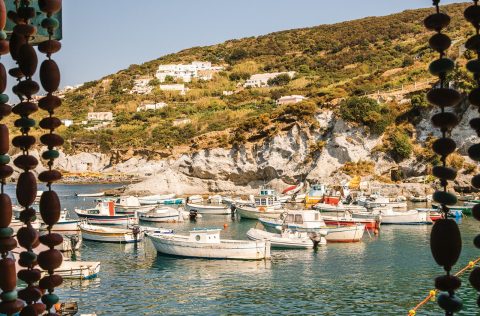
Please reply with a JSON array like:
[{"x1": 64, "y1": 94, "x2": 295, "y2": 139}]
[{"x1": 432, "y1": 204, "x2": 472, "y2": 215}]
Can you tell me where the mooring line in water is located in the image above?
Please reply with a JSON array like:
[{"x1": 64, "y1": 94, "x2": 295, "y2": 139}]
[{"x1": 408, "y1": 258, "x2": 480, "y2": 315}]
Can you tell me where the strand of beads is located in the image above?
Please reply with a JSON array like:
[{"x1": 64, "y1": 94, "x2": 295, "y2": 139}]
[
  {"x1": 37, "y1": 1, "x2": 64, "y2": 313},
  {"x1": 9, "y1": 1, "x2": 47, "y2": 315},
  {"x1": 464, "y1": 0, "x2": 480, "y2": 307},
  {"x1": 0, "y1": 1, "x2": 25, "y2": 315},
  {"x1": 425, "y1": 1, "x2": 463, "y2": 315}
]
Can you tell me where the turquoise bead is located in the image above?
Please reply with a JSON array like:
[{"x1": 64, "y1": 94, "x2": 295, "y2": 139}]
[
  {"x1": 0, "y1": 227, "x2": 13, "y2": 238},
  {"x1": 19, "y1": 251, "x2": 37, "y2": 264},
  {"x1": 41, "y1": 17, "x2": 59, "y2": 30},
  {"x1": 41, "y1": 293, "x2": 59, "y2": 306},
  {"x1": 1, "y1": 290, "x2": 17, "y2": 302},
  {"x1": 14, "y1": 118, "x2": 36, "y2": 128},
  {"x1": 0, "y1": 154, "x2": 10, "y2": 165},
  {"x1": 429, "y1": 58, "x2": 454, "y2": 76},
  {"x1": 0, "y1": 94, "x2": 9, "y2": 104},
  {"x1": 42, "y1": 150, "x2": 59, "y2": 160},
  {"x1": 0, "y1": 31, "x2": 7, "y2": 40},
  {"x1": 437, "y1": 293, "x2": 462, "y2": 313},
  {"x1": 433, "y1": 191, "x2": 457, "y2": 206}
]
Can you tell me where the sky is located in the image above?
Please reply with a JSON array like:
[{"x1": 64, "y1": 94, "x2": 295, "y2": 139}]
[{"x1": 3, "y1": 0, "x2": 467, "y2": 89}]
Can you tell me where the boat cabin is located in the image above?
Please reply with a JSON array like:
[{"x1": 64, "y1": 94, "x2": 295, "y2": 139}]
[
  {"x1": 115, "y1": 196, "x2": 141, "y2": 207},
  {"x1": 254, "y1": 196, "x2": 276, "y2": 208},
  {"x1": 188, "y1": 229, "x2": 221, "y2": 243},
  {"x1": 283, "y1": 210, "x2": 325, "y2": 229},
  {"x1": 88, "y1": 201, "x2": 115, "y2": 216},
  {"x1": 259, "y1": 188, "x2": 276, "y2": 196}
]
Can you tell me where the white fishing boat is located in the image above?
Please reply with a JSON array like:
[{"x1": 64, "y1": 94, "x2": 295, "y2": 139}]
[
  {"x1": 246, "y1": 228, "x2": 326, "y2": 249},
  {"x1": 410, "y1": 195, "x2": 430, "y2": 203},
  {"x1": 314, "y1": 202, "x2": 367, "y2": 213},
  {"x1": 74, "y1": 201, "x2": 135, "y2": 225},
  {"x1": 11, "y1": 218, "x2": 40, "y2": 233},
  {"x1": 373, "y1": 208, "x2": 432, "y2": 225},
  {"x1": 147, "y1": 228, "x2": 271, "y2": 260},
  {"x1": 40, "y1": 210, "x2": 80, "y2": 232},
  {"x1": 79, "y1": 222, "x2": 144, "y2": 243},
  {"x1": 138, "y1": 193, "x2": 178, "y2": 205},
  {"x1": 55, "y1": 260, "x2": 101, "y2": 280},
  {"x1": 185, "y1": 202, "x2": 231, "y2": 215},
  {"x1": 357, "y1": 194, "x2": 407, "y2": 209},
  {"x1": 75, "y1": 192, "x2": 105, "y2": 198},
  {"x1": 187, "y1": 195, "x2": 204, "y2": 204},
  {"x1": 139, "y1": 207, "x2": 185, "y2": 223},
  {"x1": 114, "y1": 196, "x2": 155, "y2": 214}
]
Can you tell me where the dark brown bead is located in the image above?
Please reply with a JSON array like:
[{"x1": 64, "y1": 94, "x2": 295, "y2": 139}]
[
  {"x1": 432, "y1": 166, "x2": 457, "y2": 181},
  {"x1": 19, "y1": 208, "x2": 36, "y2": 224},
  {"x1": 39, "y1": 191, "x2": 61, "y2": 226},
  {"x1": 13, "y1": 155, "x2": 38, "y2": 170},
  {"x1": 0, "y1": 103, "x2": 12, "y2": 118},
  {"x1": 0, "y1": 193, "x2": 12, "y2": 227},
  {"x1": 18, "y1": 285, "x2": 42, "y2": 303},
  {"x1": 30, "y1": 303, "x2": 46, "y2": 315},
  {"x1": 429, "y1": 33, "x2": 451, "y2": 53},
  {"x1": 431, "y1": 112, "x2": 459, "y2": 130},
  {"x1": 430, "y1": 219, "x2": 462, "y2": 271},
  {"x1": 472, "y1": 174, "x2": 480, "y2": 189},
  {"x1": 12, "y1": 135, "x2": 36, "y2": 150},
  {"x1": 16, "y1": 79, "x2": 40, "y2": 99},
  {"x1": 8, "y1": 67, "x2": 23, "y2": 79},
  {"x1": 40, "y1": 134, "x2": 64, "y2": 147},
  {"x1": 9, "y1": 31, "x2": 26, "y2": 61},
  {"x1": 427, "y1": 88, "x2": 461, "y2": 107},
  {"x1": 470, "y1": 88, "x2": 480, "y2": 107},
  {"x1": 16, "y1": 172, "x2": 37, "y2": 207},
  {"x1": 432, "y1": 138, "x2": 456, "y2": 157},
  {"x1": 39, "y1": 233, "x2": 63, "y2": 248},
  {"x1": 468, "y1": 143, "x2": 480, "y2": 161},
  {"x1": 0, "y1": 124, "x2": 8, "y2": 154},
  {"x1": 39, "y1": 117, "x2": 61, "y2": 130},
  {"x1": 0, "y1": 0, "x2": 5, "y2": 30},
  {"x1": 0, "y1": 258, "x2": 16, "y2": 291},
  {"x1": 0, "y1": 300, "x2": 24, "y2": 315},
  {"x1": 38, "y1": 170, "x2": 62, "y2": 183},
  {"x1": 38, "y1": 94, "x2": 61, "y2": 112},
  {"x1": 0, "y1": 164, "x2": 13, "y2": 179},
  {"x1": 465, "y1": 5, "x2": 480, "y2": 25},
  {"x1": 0, "y1": 63, "x2": 6, "y2": 93},
  {"x1": 39, "y1": 0, "x2": 62, "y2": 14},
  {"x1": 424, "y1": 13, "x2": 450, "y2": 31},
  {"x1": 13, "y1": 24, "x2": 36, "y2": 37},
  {"x1": 435, "y1": 275, "x2": 461, "y2": 292},
  {"x1": 0, "y1": 236, "x2": 17, "y2": 252},
  {"x1": 37, "y1": 249, "x2": 63, "y2": 271},
  {"x1": 0, "y1": 40, "x2": 8, "y2": 56},
  {"x1": 40, "y1": 59, "x2": 60, "y2": 93},
  {"x1": 17, "y1": 226, "x2": 39, "y2": 249},
  {"x1": 471, "y1": 118, "x2": 480, "y2": 131},
  {"x1": 471, "y1": 268, "x2": 480, "y2": 291},
  {"x1": 466, "y1": 34, "x2": 480, "y2": 51},
  {"x1": 473, "y1": 203, "x2": 480, "y2": 221},
  {"x1": 18, "y1": 44, "x2": 38, "y2": 77},
  {"x1": 38, "y1": 40, "x2": 61, "y2": 55},
  {"x1": 12, "y1": 101, "x2": 38, "y2": 116},
  {"x1": 17, "y1": 268, "x2": 42, "y2": 283},
  {"x1": 39, "y1": 274, "x2": 63, "y2": 290}
]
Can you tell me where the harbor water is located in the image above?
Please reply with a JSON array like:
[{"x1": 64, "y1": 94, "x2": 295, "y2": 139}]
[{"x1": 8, "y1": 184, "x2": 480, "y2": 315}]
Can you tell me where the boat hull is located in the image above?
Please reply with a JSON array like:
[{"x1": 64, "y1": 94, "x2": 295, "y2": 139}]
[
  {"x1": 80, "y1": 225, "x2": 143, "y2": 243},
  {"x1": 54, "y1": 261, "x2": 101, "y2": 280},
  {"x1": 185, "y1": 203, "x2": 231, "y2": 215},
  {"x1": 246, "y1": 228, "x2": 318, "y2": 249},
  {"x1": 75, "y1": 212, "x2": 133, "y2": 225},
  {"x1": 325, "y1": 225, "x2": 365, "y2": 242},
  {"x1": 322, "y1": 217, "x2": 379, "y2": 231},
  {"x1": 236, "y1": 206, "x2": 283, "y2": 220},
  {"x1": 115, "y1": 205, "x2": 155, "y2": 214},
  {"x1": 380, "y1": 210, "x2": 432, "y2": 225}
]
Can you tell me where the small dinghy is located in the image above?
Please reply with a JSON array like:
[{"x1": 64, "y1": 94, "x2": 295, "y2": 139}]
[
  {"x1": 147, "y1": 228, "x2": 271, "y2": 260},
  {"x1": 55, "y1": 260, "x2": 101, "y2": 280},
  {"x1": 374, "y1": 208, "x2": 432, "y2": 225},
  {"x1": 75, "y1": 200, "x2": 135, "y2": 225},
  {"x1": 114, "y1": 196, "x2": 155, "y2": 214},
  {"x1": 139, "y1": 207, "x2": 185, "y2": 223},
  {"x1": 76, "y1": 192, "x2": 105, "y2": 198},
  {"x1": 80, "y1": 222, "x2": 144, "y2": 243},
  {"x1": 138, "y1": 193, "x2": 177, "y2": 205},
  {"x1": 246, "y1": 228, "x2": 326, "y2": 249},
  {"x1": 185, "y1": 202, "x2": 231, "y2": 215}
]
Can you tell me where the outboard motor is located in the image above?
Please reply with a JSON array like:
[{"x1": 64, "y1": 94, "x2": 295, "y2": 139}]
[
  {"x1": 309, "y1": 232, "x2": 321, "y2": 250},
  {"x1": 132, "y1": 226, "x2": 141, "y2": 242},
  {"x1": 230, "y1": 204, "x2": 236, "y2": 219},
  {"x1": 66, "y1": 234, "x2": 80, "y2": 260},
  {"x1": 189, "y1": 209, "x2": 198, "y2": 221}
]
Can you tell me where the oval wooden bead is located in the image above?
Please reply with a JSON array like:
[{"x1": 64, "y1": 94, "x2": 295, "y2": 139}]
[
  {"x1": 0, "y1": 124, "x2": 8, "y2": 155},
  {"x1": 39, "y1": 274, "x2": 63, "y2": 290},
  {"x1": 39, "y1": 117, "x2": 61, "y2": 130},
  {"x1": 14, "y1": 117, "x2": 36, "y2": 129},
  {"x1": 41, "y1": 17, "x2": 59, "y2": 30},
  {"x1": 0, "y1": 39, "x2": 8, "y2": 56},
  {"x1": 466, "y1": 34, "x2": 480, "y2": 51},
  {"x1": 432, "y1": 191, "x2": 457, "y2": 206},
  {"x1": 18, "y1": 286, "x2": 42, "y2": 303},
  {"x1": 1, "y1": 290, "x2": 17, "y2": 302},
  {"x1": 40, "y1": 60, "x2": 60, "y2": 93},
  {"x1": 18, "y1": 44, "x2": 38, "y2": 77},
  {"x1": 0, "y1": 299, "x2": 24, "y2": 315},
  {"x1": 38, "y1": 94, "x2": 61, "y2": 112},
  {"x1": 475, "y1": 234, "x2": 480, "y2": 249},
  {"x1": 42, "y1": 150, "x2": 59, "y2": 160},
  {"x1": 12, "y1": 101, "x2": 38, "y2": 116},
  {"x1": 430, "y1": 219, "x2": 462, "y2": 270},
  {"x1": 424, "y1": 13, "x2": 450, "y2": 31},
  {"x1": 471, "y1": 118, "x2": 480, "y2": 131},
  {"x1": 0, "y1": 63, "x2": 6, "y2": 93},
  {"x1": 18, "y1": 207, "x2": 36, "y2": 224},
  {"x1": 39, "y1": 191, "x2": 61, "y2": 226},
  {"x1": 427, "y1": 88, "x2": 461, "y2": 108},
  {"x1": 0, "y1": 154, "x2": 8, "y2": 165},
  {"x1": 16, "y1": 172, "x2": 37, "y2": 207},
  {"x1": 429, "y1": 58, "x2": 455, "y2": 76},
  {"x1": 17, "y1": 226, "x2": 39, "y2": 249},
  {"x1": 38, "y1": 40, "x2": 61, "y2": 55},
  {"x1": 468, "y1": 143, "x2": 480, "y2": 161},
  {"x1": 37, "y1": 249, "x2": 63, "y2": 271},
  {"x1": 8, "y1": 67, "x2": 23, "y2": 79},
  {"x1": 39, "y1": 0, "x2": 62, "y2": 14},
  {"x1": 435, "y1": 275, "x2": 461, "y2": 292},
  {"x1": 30, "y1": 303, "x2": 47, "y2": 315},
  {"x1": 0, "y1": 227, "x2": 13, "y2": 238},
  {"x1": 0, "y1": 103, "x2": 11, "y2": 118},
  {"x1": 472, "y1": 174, "x2": 480, "y2": 189},
  {"x1": 432, "y1": 137, "x2": 456, "y2": 157},
  {"x1": 473, "y1": 203, "x2": 480, "y2": 221},
  {"x1": 39, "y1": 233, "x2": 63, "y2": 248},
  {"x1": 467, "y1": 59, "x2": 480, "y2": 74},
  {"x1": 13, "y1": 155, "x2": 38, "y2": 170},
  {"x1": 17, "y1": 268, "x2": 41, "y2": 284},
  {"x1": 432, "y1": 166, "x2": 457, "y2": 181},
  {"x1": 40, "y1": 134, "x2": 64, "y2": 147},
  {"x1": 16, "y1": 6, "x2": 35, "y2": 20},
  {"x1": 38, "y1": 170, "x2": 62, "y2": 183},
  {"x1": 0, "y1": 165, "x2": 13, "y2": 179},
  {"x1": 16, "y1": 79, "x2": 40, "y2": 98},
  {"x1": 9, "y1": 31, "x2": 26, "y2": 61},
  {"x1": 0, "y1": 258, "x2": 16, "y2": 291},
  {"x1": 465, "y1": 5, "x2": 480, "y2": 25},
  {"x1": 429, "y1": 33, "x2": 451, "y2": 53},
  {"x1": 13, "y1": 24, "x2": 36, "y2": 37},
  {"x1": 0, "y1": 193, "x2": 12, "y2": 227},
  {"x1": 12, "y1": 135, "x2": 36, "y2": 150},
  {"x1": 431, "y1": 112, "x2": 458, "y2": 130},
  {"x1": 469, "y1": 88, "x2": 480, "y2": 107},
  {"x1": 0, "y1": 0, "x2": 6, "y2": 30},
  {"x1": 0, "y1": 236, "x2": 16, "y2": 253},
  {"x1": 437, "y1": 292, "x2": 463, "y2": 313}
]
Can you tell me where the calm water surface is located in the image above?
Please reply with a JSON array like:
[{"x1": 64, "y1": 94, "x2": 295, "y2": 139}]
[{"x1": 10, "y1": 184, "x2": 480, "y2": 315}]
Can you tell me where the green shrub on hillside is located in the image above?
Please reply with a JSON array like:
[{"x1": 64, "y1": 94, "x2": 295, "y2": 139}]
[
  {"x1": 389, "y1": 129, "x2": 412, "y2": 162},
  {"x1": 339, "y1": 97, "x2": 391, "y2": 134},
  {"x1": 267, "y1": 74, "x2": 291, "y2": 86}
]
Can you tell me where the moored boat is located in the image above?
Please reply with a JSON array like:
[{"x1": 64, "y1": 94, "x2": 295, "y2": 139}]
[
  {"x1": 139, "y1": 207, "x2": 184, "y2": 223},
  {"x1": 80, "y1": 222, "x2": 144, "y2": 243},
  {"x1": 185, "y1": 202, "x2": 231, "y2": 215},
  {"x1": 147, "y1": 228, "x2": 271, "y2": 260},
  {"x1": 75, "y1": 201, "x2": 135, "y2": 225},
  {"x1": 40, "y1": 210, "x2": 80, "y2": 232},
  {"x1": 246, "y1": 227, "x2": 326, "y2": 249},
  {"x1": 314, "y1": 202, "x2": 367, "y2": 213},
  {"x1": 236, "y1": 194, "x2": 284, "y2": 219},
  {"x1": 76, "y1": 192, "x2": 105, "y2": 197},
  {"x1": 55, "y1": 260, "x2": 101, "y2": 280},
  {"x1": 374, "y1": 208, "x2": 432, "y2": 225},
  {"x1": 322, "y1": 212, "x2": 379, "y2": 231},
  {"x1": 114, "y1": 196, "x2": 155, "y2": 214},
  {"x1": 138, "y1": 193, "x2": 179, "y2": 205}
]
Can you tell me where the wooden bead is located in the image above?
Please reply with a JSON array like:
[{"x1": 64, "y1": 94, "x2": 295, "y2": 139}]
[
  {"x1": 0, "y1": 236, "x2": 16, "y2": 252},
  {"x1": 41, "y1": 17, "x2": 59, "y2": 30},
  {"x1": 0, "y1": 299, "x2": 24, "y2": 315},
  {"x1": 17, "y1": 226, "x2": 39, "y2": 249},
  {"x1": 39, "y1": 191, "x2": 61, "y2": 226},
  {"x1": 0, "y1": 124, "x2": 8, "y2": 154},
  {"x1": 432, "y1": 166, "x2": 457, "y2": 181},
  {"x1": 467, "y1": 60, "x2": 480, "y2": 74},
  {"x1": 435, "y1": 275, "x2": 461, "y2": 292},
  {"x1": 40, "y1": 133, "x2": 64, "y2": 147},
  {"x1": 13, "y1": 155, "x2": 38, "y2": 170},
  {"x1": 429, "y1": 33, "x2": 451, "y2": 53},
  {"x1": 471, "y1": 118, "x2": 480, "y2": 131},
  {"x1": 16, "y1": 79, "x2": 40, "y2": 99},
  {"x1": 429, "y1": 58, "x2": 455, "y2": 77},
  {"x1": 39, "y1": 117, "x2": 61, "y2": 130},
  {"x1": 465, "y1": 5, "x2": 480, "y2": 25},
  {"x1": 39, "y1": 274, "x2": 63, "y2": 290},
  {"x1": 437, "y1": 293, "x2": 463, "y2": 313},
  {"x1": 16, "y1": 172, "x2": 37, "y2": 207},
  {"x1": 427, "y1": 88, "x2": 461, "y2": 108},
  {"x1": 473, "y1": 204, "x2": 480, "y2": 221},
  {"x1": 466, "y1": 34, "x2": 480, "y2": 51},
  {"x1": 13, "y1": 24, "x2": 36, "y2": 37},
  {"x1": 39, "y1": 0, "x2": 62, "y2": 14},
  {"x1": 430, "y1": 219, "x2": 462, "y2": 270},
  {"x1": 38, "y1": 170, "x2": 62, "y2": 183},
  {"x1": 432, "y1": 137, "x2": 456, "y2": 156},
  {"x1": 18, "y1": 208, "x2": 36, "y2": 224},
  {"x1": 14, "y1": 117, "x2": 35, "y2": 129},
  {"x1": 0, "y1": 63, "x2": 6, "y2": 93},
  {"x1": 0, "y1": 227, "x2": 13, "y2": 238},
  {"x1": 9, "y1": 31, "x2": 26, "y2": 61},
  {"x1": 0, "y1": 165, "x2": 13, "y2": 179},
  {"x1": 0, "y1": 258, "x2": 16, "y2": 291},
  {"x1": 18, "y1": 285, "x2": 42, "y2": 303},
  {"x1": 42, "y1": 150, "x2": 59, "y2": 160},
  {"x1": 0, "y1": 103, "x2": 11, "y2": 118},
  {"x1": 39, "y1": 233, "x2": 63, "y2": 248},
  {"x1": 40, "y1": 60, "x2": 60, "y2": 93},
  {"x1": 38, "y1": 40, "x2": 61, "y2": 55},
  {"x1": 432, "y1": 190, "x2": 457, "y2": 206},
  {"x1": 18, "y1": 44, "x2": 38, "y2": 78},
  {"x1": 0, "y1": 40, "x2": 8, "y2": 56},
  {"x1": 0, "y1": 0, "x2": 6, "y2": 30},
  {"x1": 424, "y1": 13, "x2": 450, "y2": 31},
  {"x1": 470, "y1": 88, "x2": 480, "y2": 107},
  {"x1": 8, "y1": 67, "x2": 24, "y2": 79},
  {"x1": 12, "y1": 135, "x2": 36, "y2": 150},
  {"x1": 431, "y1": 112, "x2": 458, "y2": 130},
  {"x1": 472, "y1": 174, "x2": 480, "y2": 189},
  {"x1": 38, "y1": 94, "x2": 61, "y2": 112},
  {"x1": 16, "y1": 6, "x2": 36, "y2": 20},
  {"x1": 475, "y1": 234, "x2": 480, "y2": 249},
  {"x1": 12, "y1": 101, "x2": 38, "y2": 116},
  {"x1": 17, "y1": 268, "x2": 42, "y2": 284},
  {"x1": 469, "y1": 143, "x2": 480, "y2": 161},
  {"x1": 0, "y1": 193, "x2": 12, "y2": 227},
  {"x1": 37, "y1": 249, "x2": 63, "y2": 271}
]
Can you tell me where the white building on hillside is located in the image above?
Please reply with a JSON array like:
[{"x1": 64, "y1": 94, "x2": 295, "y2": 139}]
[
  {"x1": 137, "y1": 102, "x2": 168, "y2": 112},
  {"x1": 61, "y1": 119, "x2": 74, "y2": 127},
  {"x1": 244, "y1": 71, "x2": 296, "y2": 88},
  {"x1": 130, "y1": 79, "x2": 153, "y2": 95},
  {"x1": 276, "y1": 95, "x2": 308, "y2": 106},
  {"x1": 87, "y1": 112, "x2": 113, "y2": 121},
  {"x1": 160, "y1": 84, "x2": 189, "y2": 95},
  {"x1": 156, "y1": 61, "x2": 223, "y2": 83},
  {"x1": 173, "y1": 118, "x2": 192, "y2": 126}
]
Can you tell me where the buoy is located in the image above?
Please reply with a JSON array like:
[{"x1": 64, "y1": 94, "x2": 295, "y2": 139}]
[
  {"x1": 408, "y1": 309, "x2": 416, "y2": 316},
  {"x1": 374, "y1": 229, "x2": 379, "y2": 235},
  {"x1": 469, "y1": 261, "x2": 475, "y2": 268},
  {"x1": 223, "y1": 223, "x2": 228, "y2": 229},
  {"x1": 429, "y1": 289, "x2": 436, "y2": 302}
]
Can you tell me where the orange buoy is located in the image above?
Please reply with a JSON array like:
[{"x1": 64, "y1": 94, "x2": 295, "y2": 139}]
[{"x1": 223, "y1": 223, "x2": 228, "y2": 229}]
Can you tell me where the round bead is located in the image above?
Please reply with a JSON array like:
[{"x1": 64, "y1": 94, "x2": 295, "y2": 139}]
[
  {"x1": 13, "y1": 24, "x2": 36, "y2": 37},
  {"x1": 16, "y1": 172, "x2": 38, "y2": 207},
  {"x1": 429, "y1": 33, "x2": 451, "y2": 53},
  {"x1": 432, "y1": 191, "x2": 457, "y2": 206},
  {"x1": 0, "y1": 63, "x2": 6, "y2": 93},
  {"x1": 16, "y1": 79, "x2": 40, "y2": 99},
  {"x1": 12, "y1": 101, "x2": 38, "y2": 116},
  {"x1": 429, "y1": 58, "x2": 455, "y2": 76},
  {"x1": 18, "y1": 44, "x2": 38, "y2": 77},
  {"x1": 0, "y1": 93, "x2": 8, "y2": 104},
  {"x1": 437, "y1": 293, "x2": 462, "y2": 313},
  {"x1": 19, "y1": 251, "x2": 37, "y2": 266},
  {"x1": 0, "y1": 258, "x2": 17, "y2": 291},
  {"x1": 37, "y1": 249, "x2": 63, "y2": 271},
  {"x1": 473, "y1": 204, "x2": 480, "y2": 221},
  {"x1": 38, "y1": 170, "x2": 62, "y2": 183},
  {"x1": 469, "y1": 88, "x2": 480, "y2": 107},
  {"x1": 431, "y1": 112, "x2": 458, "y2": 130},
  {"x1": 432, "y1": 137, "x2": 456, "y2": 156},
  {"x1": 8, "y1": 67, "x2": 23, "y2": 79},
  {"x1": 0, "y1": 165, "x2": 14, "y2": 179},
  {"x1": 41, "y1": 17, "x2": 59, "y2": 30},
  {"x1": 471, "y1": 118, "x2": 480, "y2": 131},
  {"x1": 467, "y1": 59, "x2": 480, "y2": 74},
  {"x1": 424, "y1": 13, "x2": 450, "y2": 31},
  {"x1": 39, "y1": 191, "x2": 61, "y2": 226},
  {"x1": 9, "y1": 31, "x2": 26, "y2": 61},
  {"x1": 39, "y1": 117, "x2": 61, "y2": 130},
  {"x1": 39, "y1": 233, "x2": 63, "y2": 248},
  {"x1": 435, "y1": 275, "x2": 461, "y2": 292},
  {"x1": 427, "y1": 88, "x2": 461, "y2": 108},
  {"x1": 39, "y1": 0, "x2": 62, "y2": 14},
  {"x1": 12, "y1": 135, "x2": 36, "y2": 150},
  {"x1": 0, "y1": 124, "x2": 9, "y2": 154},
  {"x1": 41, "y1": 293, "x2": 59, "y2": 306},
  {"x1": 17, "y1": 226, "x2": 39, "y2": 249},
  {"x1": 42, "y1": 149, "x2": 59, "y2": 160},
  {"x1": 1, "y1": 290, "x2": 17, "y2": 302},
  {"x1": 0, "y1": 236, "x2": 17, "y2": 253},
  {"x1": 0, "y1": 40, "x2": 8, "y2": 56},
  {"x1": 17, "y1": 286, "x2": 42, "y2": 303},
  {"x1": 465, "y1": 5, "x2": 480, "y2": 25},
  {"x1": 430, "y1": 219, "x2": 462, "y2": 270},
  {"x1": 14, "y1": 117, "x2": 36, "y2": 129},
  {"x1": 0, "y1": 154, "x2": 10, "y2": 164},
  {"x1": 0, "y1": 299, "x2": 24, "y2": 315},
  {"x1": 39, "y1": 94, "x2": 61, "y2": 112},
  {"x1": 40, "y1": 133, "x2": 64, "y2": 147},
  {"x1": 13, "y1": 155, "x2": 39, "y2": 170},
  {"x1": 17, "y1": 269, "x2": 41, "y2": 284},
  {"x1": 466, "y1": 34, "x2": 480, "y2": 51},
  {"x1": 0, "y1": 227, "x2": 14, "y2": 238},
  {"x1": 473, "y1": 174, "x2": 480, "y2": 189},
  {"x1": 469, "y1": 144, "x2": 480, "y2": 161},
  {"x1": 18, "y1": 208, "x2": 36, "y2": 224},
  {"x1": 16, "y1": 6, "x2": 35, "y2": 20},
  {"x1": 0, "y1": 31, "x2": 6, "y2": 41},
  {"x1": 40, "y1": 59, "x2": 60, "y2": 93},
  {"x1": 475, "y1": 234, "x2": 480, "y2": 249},
  {"x1": 39, "y1": 274, "x2": 63, "y2": 290},
  {"x1": 0, "y1": 103, "x2": 11, "y2": 119},
  {"x1": 38, "y1": 40, "x2": 61, "y2": 55},
  {"x1": 432, "y1": 166, "x2": 457, "y2": 181},
  {"x1": 0, "y1": 193, "x2": 12, "y2": 227}
]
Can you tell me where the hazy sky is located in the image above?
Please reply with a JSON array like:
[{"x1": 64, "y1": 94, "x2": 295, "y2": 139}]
[{"x1": 3, "y1": 0, "x2": 466, "y2": 89}]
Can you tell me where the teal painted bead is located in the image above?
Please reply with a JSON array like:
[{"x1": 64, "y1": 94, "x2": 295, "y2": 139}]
[
  {"x1": 14, "y1": 117, "x2": 35, "y2": 128},
  {"x1": 42, "y1": 150, "x2": 59, "y2": 160},
  {"x1": 41, "y1": 293, "x2": 59, "y2": 306},
  {"x1": 19, "y1": 251, "x2": 37, "y2": 264},
  {"x1": 0, "y1": 154, "x2": 10, "y2": 165},
  {"x1": 433, "y1": 191, "x2": 457, "y2": 206},
  {"x1": 41, "y1": 17, "x2": 59, "y2": 30},
  {"x1": 1, "y1": 290, "x2": 18, "y2": 302},
  {"x1": 0, "y1": 94, "x2": 8, "y2": 104},
  {"x1": 0, "y1": 227, "x2": 14, "y2": 238},
  {"x1": 467, "y1": 59, "x2": 480, "y2": 74},
  {"x1": 429, "y1": 58, "x2": 455, "y2": 76},
  {"x1": 437, "y1": 292, "x2": 462, "y2": 313},
  {"x1": 0, "y1": 31, "x2": 7, "y2": 40}
]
